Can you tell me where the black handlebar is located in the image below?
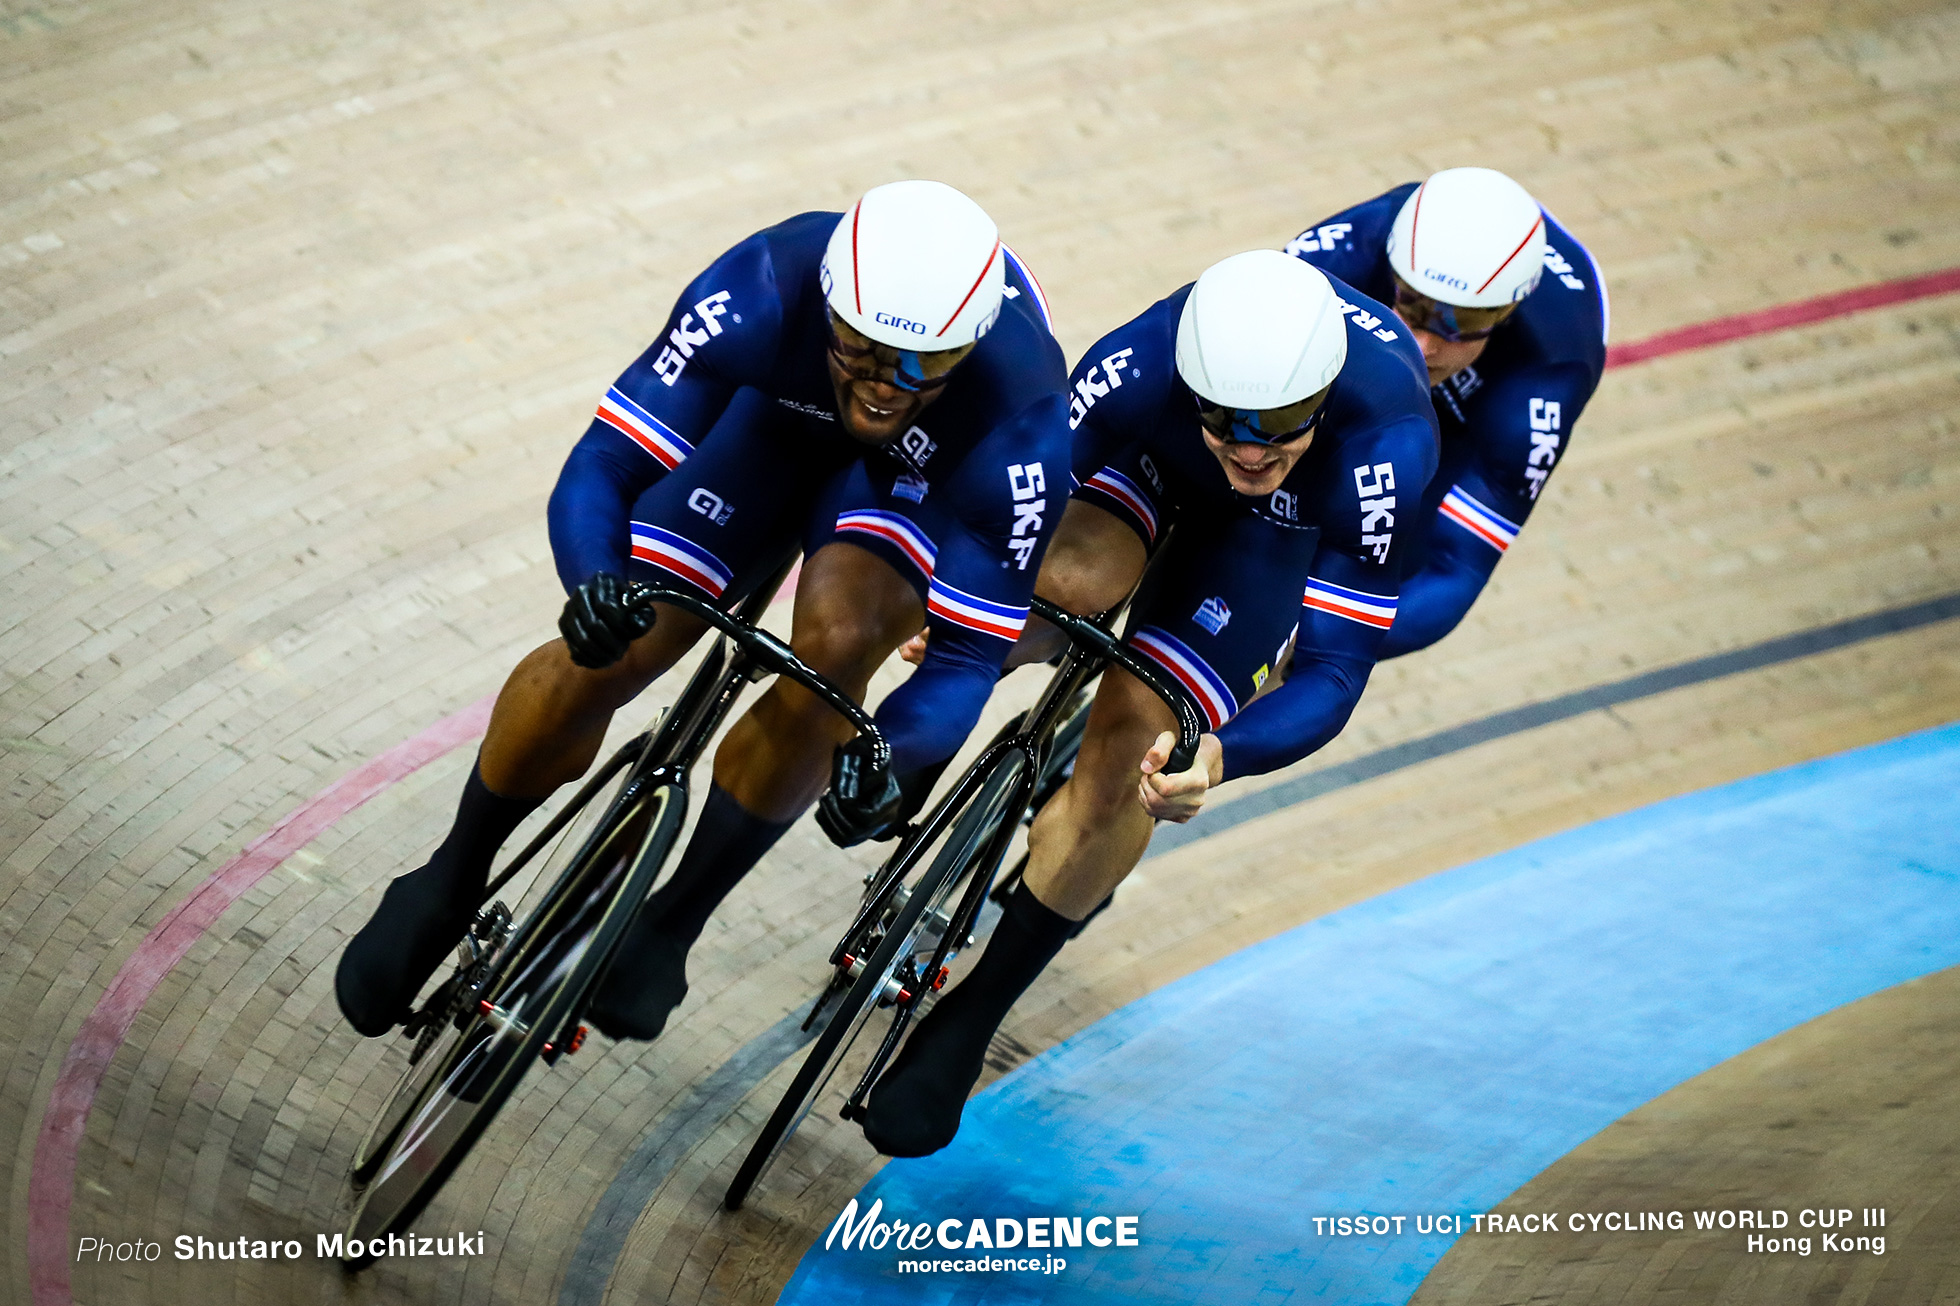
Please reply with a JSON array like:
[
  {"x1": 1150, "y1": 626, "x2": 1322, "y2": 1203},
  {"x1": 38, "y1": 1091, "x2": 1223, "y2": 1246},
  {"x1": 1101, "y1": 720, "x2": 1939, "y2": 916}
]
[
  {"x1": 1028, "y1": 597, "x2": 1207, "y2": 775},
  {"x1": 626, "y1": 584, "x2": 891, "y2": 778},
  {"x1": 621, "y1": 585, "x2": 1200, "y2": 783}
]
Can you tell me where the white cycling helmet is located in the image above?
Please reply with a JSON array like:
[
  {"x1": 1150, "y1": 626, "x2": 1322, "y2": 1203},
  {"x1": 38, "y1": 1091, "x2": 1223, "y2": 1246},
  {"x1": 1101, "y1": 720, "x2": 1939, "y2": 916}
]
[
  {"x1": 821, "y1": 180, "x2": 1005, "y2": 351},
  {"x1": 1175, "y1": 250, "x2": 1348, "y2": 410},
  {"x1": 1386, "y1": 167, "x2": 1546, "y2": 308}
]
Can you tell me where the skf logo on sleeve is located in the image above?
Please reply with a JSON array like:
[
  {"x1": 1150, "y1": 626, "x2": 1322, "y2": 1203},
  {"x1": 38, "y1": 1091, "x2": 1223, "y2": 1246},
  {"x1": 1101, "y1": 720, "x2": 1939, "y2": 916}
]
[
  {"x1": 1285, "y1": 222, "x2": 1353, "y2": 254},
  {"x1": 652, "y1": 291, "x2": 733, "y2": 386},
  {"x1": 1524, "y1": 398, "x2": 1562, "y2": 500},
  {"x1": 1067, "y1": 348, "x2": 1136, "y2": 430},
  {"x1": 1353, "y1": 462, "x2": 1397, "y2": 563},
  {"x1": 1006, "y1": 462, "x2": 1047, "y2": 569},
  {"x1": 1335, "y1": 297, "x2": 1399, "y2": 344}
]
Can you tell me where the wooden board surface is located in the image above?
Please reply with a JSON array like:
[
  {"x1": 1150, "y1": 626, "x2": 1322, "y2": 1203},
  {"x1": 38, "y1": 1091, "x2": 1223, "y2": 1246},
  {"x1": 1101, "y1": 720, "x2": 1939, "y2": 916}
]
[{"x1": 3, "y1": 0, "x2": 1957, "y2": 1302}]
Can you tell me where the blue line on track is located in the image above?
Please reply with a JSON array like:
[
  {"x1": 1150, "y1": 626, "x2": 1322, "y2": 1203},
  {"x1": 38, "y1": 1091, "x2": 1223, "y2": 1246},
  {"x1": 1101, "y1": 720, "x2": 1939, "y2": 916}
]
[{"x1": 778, "y1": 721, "x2": 1960, "y2": 1304}]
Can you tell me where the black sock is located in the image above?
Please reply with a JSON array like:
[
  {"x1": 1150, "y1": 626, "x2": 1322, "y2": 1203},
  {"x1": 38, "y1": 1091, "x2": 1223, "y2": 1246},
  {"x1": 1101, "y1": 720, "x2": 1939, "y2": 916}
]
[
  {"x1": 587, "y1": 784, "x2": 791, "y2": 1040},
  {"x1": 335, "y1": 760, "x2": 544, "y2": 1036},
  {"x1": 861, "y1": 880, "x2": 1076, "y2": 1157},
  {"x1": 642, "y1": 782, "x2": 794, "y2": 943},
  {"x1": 421, "y1": 759, "x2": 548, "y2": 898}
]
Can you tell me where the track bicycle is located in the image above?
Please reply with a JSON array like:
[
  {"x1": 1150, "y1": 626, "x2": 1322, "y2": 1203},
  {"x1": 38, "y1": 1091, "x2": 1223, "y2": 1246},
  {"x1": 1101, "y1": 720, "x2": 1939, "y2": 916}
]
[
  {"x1": 722, "y1": 592, "x2": 1205, "y2": 1209},
  {"x1": 341, "y1": 562, "x2": 882, "y2": 1266}
]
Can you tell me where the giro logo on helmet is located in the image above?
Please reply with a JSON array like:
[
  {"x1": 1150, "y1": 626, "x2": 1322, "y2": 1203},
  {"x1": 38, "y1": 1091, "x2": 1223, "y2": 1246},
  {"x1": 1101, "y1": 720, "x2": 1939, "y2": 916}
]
[{"x1": 876, "y1": 312, "x2": 928, "y2": 335}]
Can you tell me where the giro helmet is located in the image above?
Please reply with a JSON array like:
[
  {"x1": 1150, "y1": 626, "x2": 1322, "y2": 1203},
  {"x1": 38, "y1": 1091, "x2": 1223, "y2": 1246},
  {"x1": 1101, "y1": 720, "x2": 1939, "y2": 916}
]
[
  {"x1": 1386, "y1": 167, "x2": 1546, "y2": 308},
  {"x1": 822, "y1": 180, "x2": 1005, "y2": 350},
  {"x1": 1175, "y1": 249, "x2": 1348, "y2": 411}
]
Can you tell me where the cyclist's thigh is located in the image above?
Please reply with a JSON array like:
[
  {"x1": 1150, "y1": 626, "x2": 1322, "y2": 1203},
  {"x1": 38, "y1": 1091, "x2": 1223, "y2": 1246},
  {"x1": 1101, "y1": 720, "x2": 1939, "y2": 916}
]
[
  {"x1": 626, "y1": 387, "x2": 852, "y2": 605},
  {"x1": 796, "y1": 459, "x2": 933, "y2": 656},
  {"x1": 1121, "y1": 507, "x2": 1319, "y2": 735}
]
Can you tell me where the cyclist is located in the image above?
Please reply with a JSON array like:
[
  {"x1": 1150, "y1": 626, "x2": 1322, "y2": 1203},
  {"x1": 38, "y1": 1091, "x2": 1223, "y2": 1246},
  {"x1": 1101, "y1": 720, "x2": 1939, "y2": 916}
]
[
  {"x1": 1284, "y1": 166, "x2": 1608, "y2": 655},
  {"x1": 859, "y1": 250, "x2": 1439, "y2": 1157},
  {"x1": 334, "y1": 181, "x2": 1071, "y2": 1042}
]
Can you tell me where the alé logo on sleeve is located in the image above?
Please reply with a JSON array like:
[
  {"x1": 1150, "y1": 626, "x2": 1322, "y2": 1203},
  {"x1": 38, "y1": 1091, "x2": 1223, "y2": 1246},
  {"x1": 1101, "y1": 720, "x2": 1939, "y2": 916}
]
[
  {"x1": 652, "y1": 291, "x2": 733, "y2": 385},
  {"x1": 1067, "y1": 348, "x2": 1136, "y2": 430}
]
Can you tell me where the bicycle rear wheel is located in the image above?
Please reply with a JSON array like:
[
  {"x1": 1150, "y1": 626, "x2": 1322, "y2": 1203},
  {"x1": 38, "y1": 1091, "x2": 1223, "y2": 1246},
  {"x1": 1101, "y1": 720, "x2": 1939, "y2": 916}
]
[
  {"x1": 722, "y1": 748, "x2": 1029, "y2": 1210},
  {"x1": 342, "y1": 780, "x2": 685, "y2": 1264}
]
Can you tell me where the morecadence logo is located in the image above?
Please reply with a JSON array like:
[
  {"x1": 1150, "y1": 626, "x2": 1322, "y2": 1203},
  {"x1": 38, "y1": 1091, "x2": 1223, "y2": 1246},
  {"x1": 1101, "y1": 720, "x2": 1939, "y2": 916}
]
[{"x1": 821, "y1": 1199, "x2": 1139, "y2": 1277}]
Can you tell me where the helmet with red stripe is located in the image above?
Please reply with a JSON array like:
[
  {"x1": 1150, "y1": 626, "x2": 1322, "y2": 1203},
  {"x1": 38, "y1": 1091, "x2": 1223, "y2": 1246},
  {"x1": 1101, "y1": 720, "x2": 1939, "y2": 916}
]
[
  {"x1": 1387, "y1": 168, "x2": 1546, "y2": 309},
  {"x1": 821, "y1": 180, "x2": 1005, "y2": 351}
]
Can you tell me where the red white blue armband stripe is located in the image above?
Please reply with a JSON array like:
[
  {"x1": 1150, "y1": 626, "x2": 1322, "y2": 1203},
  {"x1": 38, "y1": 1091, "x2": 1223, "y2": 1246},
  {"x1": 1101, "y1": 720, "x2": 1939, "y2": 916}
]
[
  {"x1": 597, "y1": 387, "x2": 693, "y2": 470},
  {"x1": 835, "y1": 510, "x2": 938, "y2": 581},
  {"x1": 1130, "y1": 626, "x2": 1237, "y2": 731},
  {"x1": 630, "y1": 524, "x2": 733, "y2": 598},
  {"x1": 1437, "y1": 486, "x2": 1520, "y2": 553},
  {"x1": 926, "y1": 578, "x2": 1028, "y2": 642},
  {"x1": 1082, "y1": 467, "x2": 1159, "y2": 543},
  {"x1": 1302, "y1": 578, "x2": 1398, "y2": 630}
]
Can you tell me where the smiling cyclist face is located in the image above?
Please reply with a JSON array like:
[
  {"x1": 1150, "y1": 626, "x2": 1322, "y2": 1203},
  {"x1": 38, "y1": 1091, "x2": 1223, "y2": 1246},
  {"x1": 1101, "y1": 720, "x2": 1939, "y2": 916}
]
[
  {"x1": 1195, "y1": 387, "x2": 1331, "y2": 498},
  {"x1": 825, "y1": 310, "x2": 978, "y2": 445}
]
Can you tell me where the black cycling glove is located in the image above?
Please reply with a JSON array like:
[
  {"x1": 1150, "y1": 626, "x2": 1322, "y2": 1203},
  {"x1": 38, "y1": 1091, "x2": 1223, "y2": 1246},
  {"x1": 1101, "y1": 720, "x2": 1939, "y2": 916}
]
[
  {"x1": 559, "y1": 573, "x2": 657, "y2": 669},
  {"x1": 817, "y1": 734, "x2": 904, "y2": 847}
]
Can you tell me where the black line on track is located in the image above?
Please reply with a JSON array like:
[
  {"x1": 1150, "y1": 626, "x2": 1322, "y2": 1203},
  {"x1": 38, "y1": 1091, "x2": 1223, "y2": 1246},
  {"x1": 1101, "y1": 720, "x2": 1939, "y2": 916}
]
[
  {"x1": 1149, "y1": 589, "x2": 1960, "y2": 855},
  {"x1": 559, "y1": 590, "x2": 1960, "y2": 1302},
  {"x1": 558, "y1": 1011, "x2": 818, "y2": 1306}
]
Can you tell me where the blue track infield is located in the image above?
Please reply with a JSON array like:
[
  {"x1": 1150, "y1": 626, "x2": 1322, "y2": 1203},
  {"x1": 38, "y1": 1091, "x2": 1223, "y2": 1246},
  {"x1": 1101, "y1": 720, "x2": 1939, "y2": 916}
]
[{"x1": 776, "y1": 721, "x2": 1960, "y2": 1305}]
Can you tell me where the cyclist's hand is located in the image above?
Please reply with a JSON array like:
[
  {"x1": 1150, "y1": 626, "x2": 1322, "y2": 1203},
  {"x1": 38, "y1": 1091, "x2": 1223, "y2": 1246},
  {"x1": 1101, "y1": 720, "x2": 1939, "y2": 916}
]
[
  {"x1": 818, "y1": 735, "x2": 903, "y2": 846},
  {"x1": 898, "y1": 630, "x2": 929, "y2": 666},
  {"x1": 559, "y1": 573, "x2": 656, "y2": 669},
  {"x1": 1137, "y1": 731, "x2": 1223, "y2": 823}
]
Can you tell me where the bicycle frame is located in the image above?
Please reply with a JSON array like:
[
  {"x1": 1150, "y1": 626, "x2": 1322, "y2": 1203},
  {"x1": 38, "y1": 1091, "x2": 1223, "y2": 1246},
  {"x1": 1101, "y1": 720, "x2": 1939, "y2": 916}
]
[{"x1": 825, "y1": 589, "x2": 1208, "y2": 1120}]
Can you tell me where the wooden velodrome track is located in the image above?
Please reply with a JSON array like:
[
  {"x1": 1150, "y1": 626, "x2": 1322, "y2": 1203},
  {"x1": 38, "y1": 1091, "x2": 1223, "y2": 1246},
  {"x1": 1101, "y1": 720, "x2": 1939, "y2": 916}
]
[{"x1": 5, "y1": 0, "x2": 1959, "y2": 1302}]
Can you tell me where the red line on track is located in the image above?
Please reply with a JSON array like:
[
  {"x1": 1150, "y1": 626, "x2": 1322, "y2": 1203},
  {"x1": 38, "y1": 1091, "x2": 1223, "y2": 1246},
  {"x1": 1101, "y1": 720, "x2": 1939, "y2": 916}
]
[
  {"x1": 26, "y1": 693, "x2": 497, "y2": 1306},
  {"x1": 1606, "y1": 266, "x2": 1960, "y2": 369},
  {"x1": 20, "y1": 272, "x2": 1959, "y2": 1305}
]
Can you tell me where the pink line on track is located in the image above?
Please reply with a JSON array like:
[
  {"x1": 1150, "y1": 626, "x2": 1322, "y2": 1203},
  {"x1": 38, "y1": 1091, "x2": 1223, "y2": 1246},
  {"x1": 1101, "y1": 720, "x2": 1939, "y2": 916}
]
[
  {"x1": 19, "y1": 271, "x2": 1959, "y2": 1303},
  {"x1": 1606, "y1": 266, "x2": 1960, "y2": 368},
  {"x1": 26, "y1": 693, "x2": 497, "y2": 1306}
]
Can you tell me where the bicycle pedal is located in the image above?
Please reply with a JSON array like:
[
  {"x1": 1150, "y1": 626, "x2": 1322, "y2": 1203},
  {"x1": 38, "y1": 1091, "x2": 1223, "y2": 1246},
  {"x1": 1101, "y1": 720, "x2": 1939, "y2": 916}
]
[{"x1": 838, "y1": 1101, "x2": 867, "y2": 1124}]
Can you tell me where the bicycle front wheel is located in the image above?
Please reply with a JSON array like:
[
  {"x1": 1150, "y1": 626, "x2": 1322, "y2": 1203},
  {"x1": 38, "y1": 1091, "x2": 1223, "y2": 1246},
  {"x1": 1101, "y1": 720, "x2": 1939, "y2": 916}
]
[
  {"x1": 342, "y1": 781, "x2": 685, "y2": 1264},
  {"x1": 723, "y1": 748, "x2": 1029, "y2": 1210}
]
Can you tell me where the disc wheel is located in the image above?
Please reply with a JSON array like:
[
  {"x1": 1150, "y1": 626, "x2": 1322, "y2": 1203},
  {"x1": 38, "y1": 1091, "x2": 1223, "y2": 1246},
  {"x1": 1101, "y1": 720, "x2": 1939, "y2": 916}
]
[
  {"x1": 723, "y1": 750, "x2": 1029, "y2": 1210},
  {"x1": 341, "y1": 783, "x2": 684, "y2": 1266}
]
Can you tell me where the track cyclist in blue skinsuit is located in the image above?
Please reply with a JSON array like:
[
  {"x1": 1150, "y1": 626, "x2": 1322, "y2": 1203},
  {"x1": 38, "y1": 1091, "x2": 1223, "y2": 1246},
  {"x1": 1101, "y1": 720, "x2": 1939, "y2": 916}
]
[
  {"x1": 335, "y1": 181, "x2": 1073, "y2": 1043},
  {"x1": 1285, "y1": 167, "x2": 1609, "y2": 655},
  {"x1": 858, "y1": 250, "x2": 1439, "y2": 1158}
]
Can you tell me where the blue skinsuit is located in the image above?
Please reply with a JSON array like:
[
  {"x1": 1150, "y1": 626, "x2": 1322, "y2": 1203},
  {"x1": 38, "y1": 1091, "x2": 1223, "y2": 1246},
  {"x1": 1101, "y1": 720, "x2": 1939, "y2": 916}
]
[
  {"x1": 1286, "y1": 184, "x2": 1609, "y2": 656},
  {"x1": 1068, "y1": 275, "x2": 1439, "y2": 780},
  {"x1": 545, "y1": 210, "x2": 1071, "y2": 772}
]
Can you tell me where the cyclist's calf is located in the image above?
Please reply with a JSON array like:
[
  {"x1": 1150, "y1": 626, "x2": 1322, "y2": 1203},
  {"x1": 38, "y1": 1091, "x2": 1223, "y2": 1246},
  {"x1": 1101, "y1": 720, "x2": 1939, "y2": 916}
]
[{"x1": 1021, "y1": 669, "x2": 1173, "y2": 920}]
